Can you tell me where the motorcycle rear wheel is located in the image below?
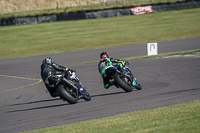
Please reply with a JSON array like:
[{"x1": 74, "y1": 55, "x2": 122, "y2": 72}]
[
  {"x1": 114, "y1": 74, "x2": 134, "y2": 92},
  {"x1": 57, "y1": 84, "x2": 78, "y2": 104}
]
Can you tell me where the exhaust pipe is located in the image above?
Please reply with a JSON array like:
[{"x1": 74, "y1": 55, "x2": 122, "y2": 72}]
[{"x1": 62, "y1": 77, "x2": 78, "y2": 90}]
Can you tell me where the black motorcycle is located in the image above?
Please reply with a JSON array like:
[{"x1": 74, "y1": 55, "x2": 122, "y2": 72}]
[
  {"x1": 49, "y1": 71, "x2": 91, "y2": 104},
  {"x1": 105, "y1": 61, "x2": 142, "y2": 92}
]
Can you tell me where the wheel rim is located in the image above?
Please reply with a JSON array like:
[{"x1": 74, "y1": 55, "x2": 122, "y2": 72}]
[
  {"x1": 65, "y1": 87, "x2": 77, "y2": 98},
  {"x1": 121, "y1": 76, "x2": 132, "y2": 87}
]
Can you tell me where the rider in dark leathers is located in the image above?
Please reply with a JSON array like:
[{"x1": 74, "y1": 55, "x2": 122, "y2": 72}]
[
  {"x1": 98, "y1": 52, "x2": 128, "y2": 89},
  {"x1": 40, "y1": 57, "x2": 73, "y2": 97}
]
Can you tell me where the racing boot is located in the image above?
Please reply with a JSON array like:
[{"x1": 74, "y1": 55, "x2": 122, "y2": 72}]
[
  {"x1": 52, "y1": 91, "x2": 59, "y2": 97},
  {"x1": 110, "y1": 81, "x2": 119, "y2": 88}
]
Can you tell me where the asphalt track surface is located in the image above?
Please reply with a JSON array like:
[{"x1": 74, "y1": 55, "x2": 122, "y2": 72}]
[{"x1": 0, "y1": 37, "x2": 200, "y2": 133}]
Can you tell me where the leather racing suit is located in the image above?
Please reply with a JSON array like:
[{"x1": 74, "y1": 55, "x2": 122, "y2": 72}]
[
  {"x1": 98, "y1": 57, "x2": 125, "y2": 89},
  {"x1": 40, "y1": 62, "x2": 71, "y2": 97}
]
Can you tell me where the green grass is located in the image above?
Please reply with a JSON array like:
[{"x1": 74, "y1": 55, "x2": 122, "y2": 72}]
[
  {"x1": 1, "y1": 0, "x2": 186, "y2": 19},
  {"x1": 0, "y1": 8, "x2": 200, "y2": 59},
  {"x1": 22, "y1": 100, "x2": 200, "y2": 133},
  {"x1": 1, "y1": 7, "x2": 199, "y2": 133}
]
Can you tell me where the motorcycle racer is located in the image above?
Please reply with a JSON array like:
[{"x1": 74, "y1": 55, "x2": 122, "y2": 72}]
[
  {"x1": 40, "y1": 57, "x2": 74, "y2": 97},
  {"x1": 98, "y1": 52, "x2": 128, "y2": 89}
]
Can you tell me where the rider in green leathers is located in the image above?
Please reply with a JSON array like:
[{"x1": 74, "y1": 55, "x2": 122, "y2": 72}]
[{"x1": 98, "y1": 52, "x2": 127, "y2": 89}]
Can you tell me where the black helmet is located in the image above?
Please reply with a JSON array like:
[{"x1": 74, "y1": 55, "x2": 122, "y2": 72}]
[
  {"x1": 43, "y1": 57, "x2": 54, "y2": 64},
  {"x1": 100, "y1": 52, "x2": 109, "y2": 59}
]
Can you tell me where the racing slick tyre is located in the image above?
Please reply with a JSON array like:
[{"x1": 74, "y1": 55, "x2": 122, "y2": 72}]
[
  {"x1": 114, "y1": 74, "x2": 134, "y2": 92},
  {"x1": 57, "y1": 84, "x2": 78, "y2": 104},
  {"x1": 82, "y1": 88, "x2": 91, "y2": 101},
  {"x1": 135, "y1": 82, "x2": 142, "y2": 90}
]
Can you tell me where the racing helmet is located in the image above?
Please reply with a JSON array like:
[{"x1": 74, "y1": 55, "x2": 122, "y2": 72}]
[
  {"x1": 43, "y1": 57, "x2": 54, "y2": 64},
  {"x1": 100, "y1": 52, "x2": 109, "y2": 59}
]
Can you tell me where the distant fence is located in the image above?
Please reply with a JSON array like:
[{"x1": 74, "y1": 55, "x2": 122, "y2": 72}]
[
  {"x1": 0, "y1": 0, "x2": 187, "y2": 15},
  {"x1": 0, "y1": 0, "x2": 100, "y2": 15},
  {"x1": 0, "y1": 0, "x2": 200, "y2": 27}
]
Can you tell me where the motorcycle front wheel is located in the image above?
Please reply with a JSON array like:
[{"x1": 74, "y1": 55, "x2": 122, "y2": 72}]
[
  {"x1": 81, "y1": 88, "x2": 91, "y2": 101},
  {"x1": 57, "y1": 84, "x2": 78, "y2": 104},
  {"x1": 134, "y1": 80, "x2": 142, "y2": 90}
]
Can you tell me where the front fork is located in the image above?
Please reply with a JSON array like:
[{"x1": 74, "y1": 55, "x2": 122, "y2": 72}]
[
  {"x1": 62, "y1": 77, "x2": 80, "y2": 99},
  {"x1": 78, "y1": 86, "x2": 84, "y2": 99},
  {"x1": 132, "y1": 78, "x2": 137, "y2": 86},
  {"x1": 118, "y1": 70, "x2": 137, "y2": 86},
  {"x1": 117, "y1": 70, "x2": 137, "y2": 86}
]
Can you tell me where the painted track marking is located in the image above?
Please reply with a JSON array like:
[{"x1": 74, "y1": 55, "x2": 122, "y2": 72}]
[{"x1": 0, "y1": 74, "x2": 42, "y2": 94}]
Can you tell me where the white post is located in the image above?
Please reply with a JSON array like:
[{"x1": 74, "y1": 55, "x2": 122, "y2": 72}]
[
  {"x1": 41, "y1": 4, "x2": 43, "y2": 12},
  {"x1": 23, "y1": 5, "x2": 25, "y2": 13},
  {"x1": 103, "y1": 0, "x2": 106, "y2": 7},
  {"x1": 1, "y1": 6, "x2": 3, "y2": 16}
]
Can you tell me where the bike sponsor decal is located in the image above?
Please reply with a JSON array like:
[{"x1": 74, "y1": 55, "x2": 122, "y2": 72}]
[
  {"x1": 130, "y1": 6, "x2": 153, "y2": 15},
  {"x1": 78, "y1": 87, "x2": 84, "y2": 92}
]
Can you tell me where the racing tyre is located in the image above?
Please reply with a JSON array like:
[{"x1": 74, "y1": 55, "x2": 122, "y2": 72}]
[
  {"x1": 57, "y1": 84, "x2": 78, "y2": 104},
  {"x1": 135, "y1": 81, "x2": 142, "y2": 90},
  {"x1": 114, "y1": 74, "x2": 134, "y2": 92},
  {"x1": 82, "y1": 88, "x2": 91, "y2": 101}
]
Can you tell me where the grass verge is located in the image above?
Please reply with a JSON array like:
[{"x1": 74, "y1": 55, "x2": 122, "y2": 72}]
[
  {"x1": 65, "y1": 49, "x2": 200, "y2": 66},
  {"x1": 22, "y1": 100, "x2": 200, "y2": 133},
  {"x1": 0, "y1": 8, "x2": 200, "y2": 59}
]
